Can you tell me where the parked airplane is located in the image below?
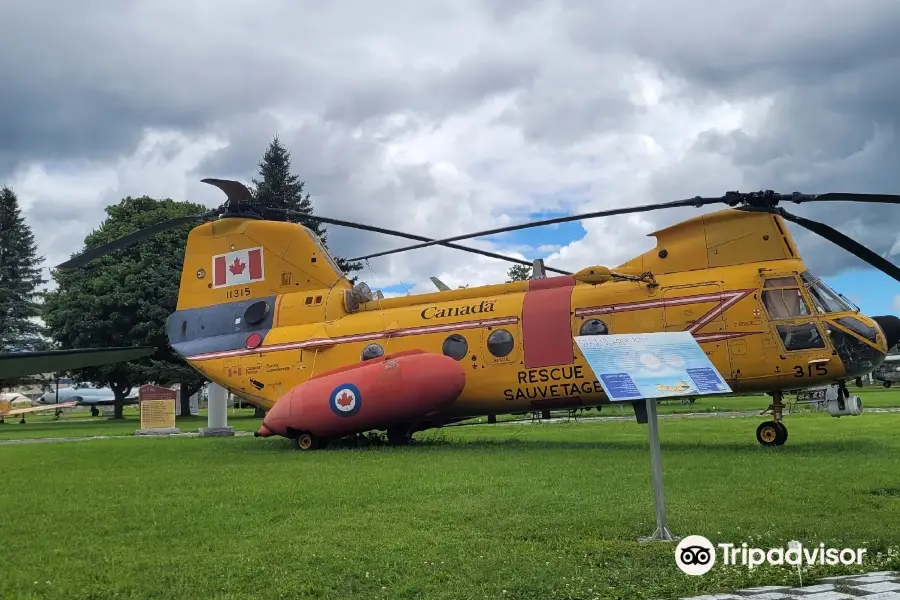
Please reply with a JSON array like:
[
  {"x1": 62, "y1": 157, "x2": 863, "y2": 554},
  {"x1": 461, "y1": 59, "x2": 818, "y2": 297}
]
[
  {"x1": 0, "y1": 393, "x2": 77, "y2": 424},
  {"x1": 39, "y1": 386, "x2": 140, "y2": 416}
]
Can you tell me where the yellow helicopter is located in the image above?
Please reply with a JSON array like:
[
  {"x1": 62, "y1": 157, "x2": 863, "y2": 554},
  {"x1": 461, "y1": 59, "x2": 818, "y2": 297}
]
[{"x1": 44, "y1": 181, "x2": 900, "y2": 450}]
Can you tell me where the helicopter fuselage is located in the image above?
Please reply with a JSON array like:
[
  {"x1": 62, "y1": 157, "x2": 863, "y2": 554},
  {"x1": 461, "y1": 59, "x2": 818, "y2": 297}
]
[
  {"x1": 171, "y1": 257, "x2": 887, "y2": 420},
  {"x1": 165, "y1": 207, "x2": 894, "y2": 438}
]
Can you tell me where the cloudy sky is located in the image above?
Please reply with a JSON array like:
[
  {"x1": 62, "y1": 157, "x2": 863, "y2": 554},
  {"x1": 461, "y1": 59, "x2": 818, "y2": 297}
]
[{"x1": 3, "y1": 0, "x2": 900, "y2": 315}]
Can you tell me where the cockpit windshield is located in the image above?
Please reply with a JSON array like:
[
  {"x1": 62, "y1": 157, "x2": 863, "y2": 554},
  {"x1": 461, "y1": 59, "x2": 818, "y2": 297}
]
[{"x1": 800, "y1": 271, "x2": 855, "y2": 314}]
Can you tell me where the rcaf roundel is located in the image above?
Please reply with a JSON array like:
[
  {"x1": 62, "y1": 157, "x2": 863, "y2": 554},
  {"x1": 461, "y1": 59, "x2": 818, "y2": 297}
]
[
  {"x1": 212, "y1": 247, "x2": 265, "y2": 289},
  {"x1": 329, "y1": 383, "x2": 362, "y2": 417}
]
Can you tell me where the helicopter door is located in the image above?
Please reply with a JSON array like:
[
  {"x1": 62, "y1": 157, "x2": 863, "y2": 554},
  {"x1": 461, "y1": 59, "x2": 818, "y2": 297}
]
[
  {"x1": 758, "y1": 274, "x2": 833, "y2": 380},
  {"x1": 661, "y1": 284, "x2": 733, "y2": 379}
]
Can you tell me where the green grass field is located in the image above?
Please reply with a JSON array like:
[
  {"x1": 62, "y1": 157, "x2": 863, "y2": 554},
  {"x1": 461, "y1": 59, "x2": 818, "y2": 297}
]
[{"x1": 2, "y1": 400, "x2": 900, "y2": 600}]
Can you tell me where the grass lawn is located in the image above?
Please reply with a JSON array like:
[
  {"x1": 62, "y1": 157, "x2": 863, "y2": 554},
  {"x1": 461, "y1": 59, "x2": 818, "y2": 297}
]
[{"x1": 1, "y1": 409, "x2": 899, "y2": 600}]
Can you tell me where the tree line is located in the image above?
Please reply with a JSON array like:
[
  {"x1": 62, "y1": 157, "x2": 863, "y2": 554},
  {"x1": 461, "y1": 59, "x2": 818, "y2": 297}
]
[{"x1": 0, "y1": 137, "x2": 363, "y2": 418}]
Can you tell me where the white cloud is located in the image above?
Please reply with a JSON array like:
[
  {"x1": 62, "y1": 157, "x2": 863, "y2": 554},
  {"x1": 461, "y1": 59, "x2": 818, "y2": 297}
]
[{"x1": 5, "y1": 0, "x2": 900, "y2": 302}]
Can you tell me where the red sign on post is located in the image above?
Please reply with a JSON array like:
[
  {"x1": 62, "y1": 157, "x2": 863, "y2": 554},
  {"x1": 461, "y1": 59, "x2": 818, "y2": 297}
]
[{"x1": 138, "y1": 385, "x2": 177, "y2": 431}]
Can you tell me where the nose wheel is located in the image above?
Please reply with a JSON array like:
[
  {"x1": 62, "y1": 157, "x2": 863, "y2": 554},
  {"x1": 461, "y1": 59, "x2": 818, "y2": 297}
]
[
  {"x1": 757, "y1": 391, "x2": 788, "y2": 447},
  {"x1": 756, "y1": 421, "x2": 788, "y2": 446}
]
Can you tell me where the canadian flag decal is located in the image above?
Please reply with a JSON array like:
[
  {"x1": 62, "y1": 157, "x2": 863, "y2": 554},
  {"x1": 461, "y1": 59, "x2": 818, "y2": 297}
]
[{"x1": 212, "y1": 247, "x2": 265, "y2": 288}]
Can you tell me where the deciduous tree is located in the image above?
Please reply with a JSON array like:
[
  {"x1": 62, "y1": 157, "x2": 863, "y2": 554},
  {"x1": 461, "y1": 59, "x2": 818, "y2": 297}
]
[
  {"x1": 506, "y1": 264, "x2": 532, "y2": 282},
  {"x1": 43, "y1": 196, "x2": 208, "y2": 417}
]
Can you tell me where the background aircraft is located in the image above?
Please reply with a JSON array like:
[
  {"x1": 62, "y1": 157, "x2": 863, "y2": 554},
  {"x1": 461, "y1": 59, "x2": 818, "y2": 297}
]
[
  {"x1": 0, "y1": 393, "x2": 77, "y2": 424},
  {"x1": 39, "y1": 386, "x2": 140, "y2": 416}
]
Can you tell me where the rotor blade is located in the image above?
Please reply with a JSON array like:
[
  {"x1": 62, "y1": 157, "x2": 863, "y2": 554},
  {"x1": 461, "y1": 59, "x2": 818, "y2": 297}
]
[
  {"x1": 789, "y1": 192, "x2": 900, "y2": 205},
  {"x1": 55, "y1": 213, "x2": 216, "y2": 269},
  {"x1": 201, "y1": 178, "x2": 254, "y2": 203},
  {"x1": 0, "y1": 346, "x2": 156, "y2": 380},
  {"x1": 274, "y1": 208, "x2": 572, "y2": 275},
  {"x1": 776, "y1": 208, "x2": 900, "y2": 283},
  {"x1": 346, "y1": 196, "x2": 725, "y2": 262}
]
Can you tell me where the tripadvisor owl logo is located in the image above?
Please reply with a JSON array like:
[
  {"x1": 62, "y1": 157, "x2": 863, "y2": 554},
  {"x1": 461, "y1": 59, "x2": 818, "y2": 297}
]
[
  {"x1": 674, "y1": 535, "x2": 868, "y2": 575},
  {"x1": 675, "y1": 535, "x2": 716, "y2": 576}
]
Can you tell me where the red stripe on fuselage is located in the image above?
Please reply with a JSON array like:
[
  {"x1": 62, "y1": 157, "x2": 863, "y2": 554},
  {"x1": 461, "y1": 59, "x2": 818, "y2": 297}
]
[
  {"x1": 184, "y1": 287, "x2": 758, "y2": 361},
  {"x1": 522, "y1": 276, "x2": 576, "y2": 368}
]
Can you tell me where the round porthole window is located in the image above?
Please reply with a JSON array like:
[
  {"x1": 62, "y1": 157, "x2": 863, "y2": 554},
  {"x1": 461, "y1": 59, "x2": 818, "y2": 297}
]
[
  {"x1": 442, "y1": 334, "x2": 468, "y2": 361},
  {"x1": 487, "y1": 329, "x2": 514, "y2": 358},
  {"x1": 243, "y1": 300, "x2": 269, "y2": 325},
  {"x1": 361, "y1": 343, "x2": 384, "y2": 361},
  {"x1": 579, "y1": 319, "x2": 609, "y2": 336}
]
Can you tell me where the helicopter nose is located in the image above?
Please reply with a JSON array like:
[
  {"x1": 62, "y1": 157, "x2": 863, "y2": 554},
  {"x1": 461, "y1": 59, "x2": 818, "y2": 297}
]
[{"x1": 872, "y1": 315, "x2": 900, "y2": 350}]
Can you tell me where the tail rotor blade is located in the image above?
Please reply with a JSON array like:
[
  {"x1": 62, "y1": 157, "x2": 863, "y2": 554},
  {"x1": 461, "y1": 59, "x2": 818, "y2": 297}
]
[
  {"x1": 776, "y1": 208, "x2": 900, "y2": 283},
  {"x1": 55, "y1": 212, "x2": 216, "y2": 270}
]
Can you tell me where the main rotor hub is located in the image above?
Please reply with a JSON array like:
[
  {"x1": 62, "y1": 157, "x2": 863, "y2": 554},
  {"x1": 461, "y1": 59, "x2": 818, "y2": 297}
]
[{"x1": 721, "y1": 190, "x2": 808, "y2": 210}]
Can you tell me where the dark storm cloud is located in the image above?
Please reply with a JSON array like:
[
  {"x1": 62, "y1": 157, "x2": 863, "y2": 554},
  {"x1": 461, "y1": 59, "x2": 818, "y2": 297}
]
[
  {"x1": 563, "y1": 0, "x2": 900, "y2": 96},
  {"x1": 0, "y1": 0, "x2": 541, "y2": 179},
  {"x1": 0, "y1": 1, "x2": 328, "y2": 176}
]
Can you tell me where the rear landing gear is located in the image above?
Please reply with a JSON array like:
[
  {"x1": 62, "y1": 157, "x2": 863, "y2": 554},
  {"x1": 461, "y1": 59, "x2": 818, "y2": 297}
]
[
  {"x1": 292, "y1": 431, "x2": 322, "y2": 451},
  {"x1": 386, "y1": 426, "x2": 413, "y2": 446},
  {"x1": 757, "y1": 391, "x2": 788, "y2": 447}
]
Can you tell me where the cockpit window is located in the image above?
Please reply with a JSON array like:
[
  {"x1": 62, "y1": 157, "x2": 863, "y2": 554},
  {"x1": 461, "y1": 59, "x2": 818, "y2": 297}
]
[
  {"x1": 763, "y1": 277, "x2": 798, "y2": 289},
  {"x1": 776, "y1": 323, "x2": 826, "y2": 351},
  {"x1": 800, "y1": 270, "x2": 854, "y2": 314},
  {"x1": 761, "y1": 277, "x2": 812, "y2": 319},
  {"x1": 833, "y1": 316, "x2": 878, "y2": 344}
]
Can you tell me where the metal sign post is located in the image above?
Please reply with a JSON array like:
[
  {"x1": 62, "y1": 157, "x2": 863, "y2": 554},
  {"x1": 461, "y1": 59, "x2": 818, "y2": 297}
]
[
  {"x1": 638, "y1": 395, "x2": 676, "y2": 542},
  {"x1": 574, "y1": 332, "x2": 732, "y2": 544}
]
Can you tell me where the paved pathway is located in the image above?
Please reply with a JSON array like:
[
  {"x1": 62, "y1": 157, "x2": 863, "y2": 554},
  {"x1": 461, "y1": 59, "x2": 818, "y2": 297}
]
[
  {"x1": 497, "y1": 406, "x2": 900, "y2": 426},
  {"x1": 0, "y1": 430, "x2": 255, "y2": 446},
  {"x1": 681, "y1": 571, "x2": 900, "y2": 599},
  {"x1": 2, "y1": 406, "x2": 899, "y2": 446}
]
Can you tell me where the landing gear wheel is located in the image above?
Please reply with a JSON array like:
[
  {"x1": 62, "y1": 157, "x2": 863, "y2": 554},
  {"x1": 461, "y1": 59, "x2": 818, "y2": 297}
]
[
  {"x1": 90, "y1": 406, "x2": 99, "y2": 417},
  {"x1": 386, "y1": 427, "x2": 412, "y2": 446},
  {"x1": 293, "y1": 432, "x2": 319, "y2": 451},
  {"x1": 756, "y1": 421, "x2": 787, "y2": 447},
  {"x1": 884, "y1": 381, "x2": 892, "y2": 388},
  {"x1": 776, "y1": 422, "x2": 788, "y2": 444}
]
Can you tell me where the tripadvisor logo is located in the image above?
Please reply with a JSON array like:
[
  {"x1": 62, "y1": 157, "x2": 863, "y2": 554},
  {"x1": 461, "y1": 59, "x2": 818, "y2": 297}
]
[
  {"x1": 675, "y1": 536, "x2": 716, "y2": 576},
  {"x1": 674, "y1": 535, "x2": 868, "y2": 576}
]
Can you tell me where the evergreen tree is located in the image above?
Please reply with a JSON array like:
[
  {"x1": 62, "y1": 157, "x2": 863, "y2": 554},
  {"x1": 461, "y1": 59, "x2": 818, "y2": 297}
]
[
  {"x1": 252, "y1": 136, "x2": 363, "y2": 281},
  {"x1": 0, "y1": 186, "x2": 49, "y2": 388}
]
